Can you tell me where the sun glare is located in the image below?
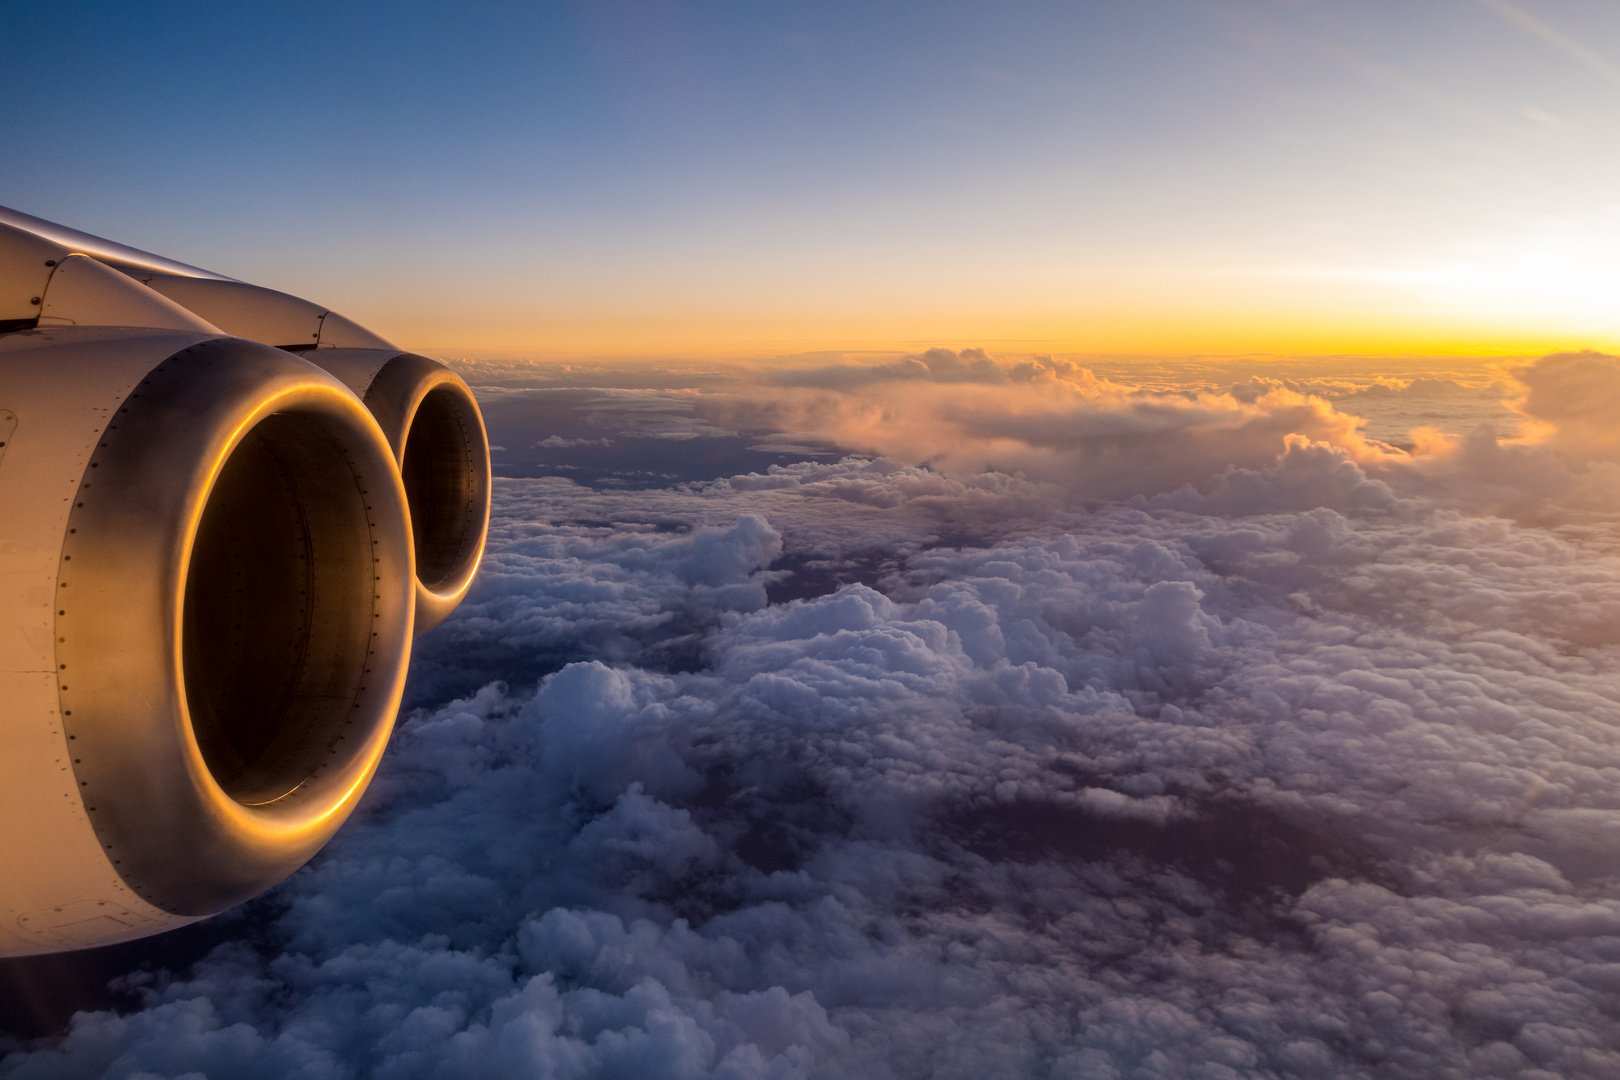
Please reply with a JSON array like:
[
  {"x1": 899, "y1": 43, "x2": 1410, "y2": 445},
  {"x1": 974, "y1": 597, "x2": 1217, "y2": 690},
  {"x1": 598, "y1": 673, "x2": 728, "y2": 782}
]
[{"x1": 1293, "y1": 211, "x2": 1620, "y2": 341}]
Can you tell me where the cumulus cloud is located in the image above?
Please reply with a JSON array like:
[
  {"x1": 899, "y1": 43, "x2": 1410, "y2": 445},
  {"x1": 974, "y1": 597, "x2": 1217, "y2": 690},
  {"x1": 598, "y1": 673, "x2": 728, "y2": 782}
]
[
  {"x1": 536, "y1": 436, "x2": 613, "y2": 449},
  {"x1": 6, "y1": 351, "x2": 1620, "y2": 1078},
  {"x1": 773, "y1": 347, "x2": 1021, "y2": 388},
  {"x1": 1512, "y1": 350, "x2": 1620, "y2": 458},
  {"x1": 705, "y1": 348, "x2": 1407, "y2": 501}
]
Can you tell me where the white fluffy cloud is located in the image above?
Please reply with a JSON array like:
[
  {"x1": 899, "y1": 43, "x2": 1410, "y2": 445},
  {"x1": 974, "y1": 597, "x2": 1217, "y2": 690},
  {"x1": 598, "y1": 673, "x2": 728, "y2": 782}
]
[{"x1": 6, "y1": 353, "x2": 1620, "y2": 1079}]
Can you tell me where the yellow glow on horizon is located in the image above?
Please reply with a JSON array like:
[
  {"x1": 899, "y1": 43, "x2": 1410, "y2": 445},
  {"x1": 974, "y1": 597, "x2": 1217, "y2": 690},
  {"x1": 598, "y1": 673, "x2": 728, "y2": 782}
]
[{"x1": 380, "y1": 297, "x2": 1615, "y2": 363}]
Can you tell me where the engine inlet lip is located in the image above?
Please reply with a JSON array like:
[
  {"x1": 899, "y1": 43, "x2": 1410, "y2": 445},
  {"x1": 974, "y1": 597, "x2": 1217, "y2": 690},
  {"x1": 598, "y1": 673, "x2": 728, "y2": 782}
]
[{"x1": 55, "y1": 336, "x2": 414, "y2": 917}]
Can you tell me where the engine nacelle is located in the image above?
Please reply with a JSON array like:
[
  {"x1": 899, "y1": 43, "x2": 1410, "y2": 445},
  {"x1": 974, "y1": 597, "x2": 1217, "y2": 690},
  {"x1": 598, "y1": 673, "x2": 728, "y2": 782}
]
[
  {"x1": 0, "y1": 208, "x2": 486, "y2": 954},
  {"x1": 306, "y1": 349, "x2": 489, "y2": 634}
]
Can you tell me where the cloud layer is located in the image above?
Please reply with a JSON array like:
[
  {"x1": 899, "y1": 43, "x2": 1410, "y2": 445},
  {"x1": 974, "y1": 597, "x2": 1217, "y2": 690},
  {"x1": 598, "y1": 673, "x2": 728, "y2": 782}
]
[{"x1": 6, "y1": 352, "x2": 1620, "y2": 1079}]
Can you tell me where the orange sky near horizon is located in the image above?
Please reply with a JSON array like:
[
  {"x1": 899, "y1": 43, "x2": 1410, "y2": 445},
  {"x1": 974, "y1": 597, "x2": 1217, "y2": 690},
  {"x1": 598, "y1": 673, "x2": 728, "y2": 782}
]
[{"x1": 383, "y1": 272, "x2": 1620, "y2": 362}]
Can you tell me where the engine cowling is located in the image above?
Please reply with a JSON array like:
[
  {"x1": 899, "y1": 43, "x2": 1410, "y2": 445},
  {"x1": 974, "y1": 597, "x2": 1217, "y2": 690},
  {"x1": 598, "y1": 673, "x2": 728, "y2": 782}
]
[
  {"x1": 309, "y1": 349, "x2": 489, "y2": 634},
  {"x1": 0, "y1": 208, "x2": 483, "y2": 954}
]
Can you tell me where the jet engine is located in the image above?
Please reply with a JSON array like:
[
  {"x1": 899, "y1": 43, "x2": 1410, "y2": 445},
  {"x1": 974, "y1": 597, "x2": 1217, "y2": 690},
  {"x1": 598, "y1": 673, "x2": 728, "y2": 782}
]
[{"x1": 0, "y1": 209, "x2": 491, "y2": 955}]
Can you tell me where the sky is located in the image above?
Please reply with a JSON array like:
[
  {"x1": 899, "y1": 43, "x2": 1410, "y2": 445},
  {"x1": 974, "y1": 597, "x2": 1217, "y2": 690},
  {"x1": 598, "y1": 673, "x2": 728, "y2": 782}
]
[{"x1": 4, "y1": 0, "x2": 1620, "y2": 356}]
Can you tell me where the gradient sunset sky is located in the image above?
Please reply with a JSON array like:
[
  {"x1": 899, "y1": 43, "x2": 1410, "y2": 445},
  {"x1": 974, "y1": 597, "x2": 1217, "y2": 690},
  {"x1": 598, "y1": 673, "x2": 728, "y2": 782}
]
[{"x1": 5, "y1": 0, "x2": 1618, "y2": 357}]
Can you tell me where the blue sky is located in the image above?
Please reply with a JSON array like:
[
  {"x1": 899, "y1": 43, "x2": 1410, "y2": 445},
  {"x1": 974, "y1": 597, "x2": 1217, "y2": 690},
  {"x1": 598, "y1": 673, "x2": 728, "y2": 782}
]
[{"x1": 5, "y1": 0, "x2": 1619, "y2": 354}]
